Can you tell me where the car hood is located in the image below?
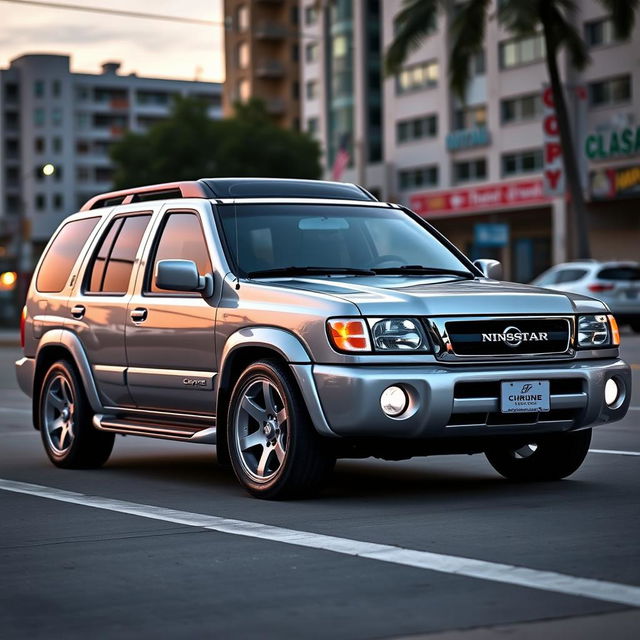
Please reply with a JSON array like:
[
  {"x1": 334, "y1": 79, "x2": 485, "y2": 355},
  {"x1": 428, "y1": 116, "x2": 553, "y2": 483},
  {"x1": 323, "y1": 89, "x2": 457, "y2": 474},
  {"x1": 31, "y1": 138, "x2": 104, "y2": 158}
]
[{"x1": 261, "y1": 276, "x2": 608, "y2": 316}]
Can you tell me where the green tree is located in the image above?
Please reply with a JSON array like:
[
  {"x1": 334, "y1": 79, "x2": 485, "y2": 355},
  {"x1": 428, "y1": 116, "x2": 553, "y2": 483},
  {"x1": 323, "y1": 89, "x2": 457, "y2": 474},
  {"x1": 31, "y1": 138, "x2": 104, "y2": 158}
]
[
  {"x1": 386, "y1": 0, "x2": 638, "y2": 259},
  {"x1": 111, "y1": 96, "x2": 321, "y2": 189}
]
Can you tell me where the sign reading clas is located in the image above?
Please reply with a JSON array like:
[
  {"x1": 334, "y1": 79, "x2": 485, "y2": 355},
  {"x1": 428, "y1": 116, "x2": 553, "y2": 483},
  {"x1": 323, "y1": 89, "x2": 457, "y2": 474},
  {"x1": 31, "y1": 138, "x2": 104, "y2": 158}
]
[{"x1": 585, "y1": 126, "x2": 640, "y2": 160}]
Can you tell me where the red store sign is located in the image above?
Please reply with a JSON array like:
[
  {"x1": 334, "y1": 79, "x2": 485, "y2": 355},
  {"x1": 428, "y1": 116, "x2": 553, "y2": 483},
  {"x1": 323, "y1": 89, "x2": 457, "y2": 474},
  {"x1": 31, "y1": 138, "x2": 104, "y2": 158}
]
[{"x1": 409, "y1": 179, "x2": 550, "y2": 217}]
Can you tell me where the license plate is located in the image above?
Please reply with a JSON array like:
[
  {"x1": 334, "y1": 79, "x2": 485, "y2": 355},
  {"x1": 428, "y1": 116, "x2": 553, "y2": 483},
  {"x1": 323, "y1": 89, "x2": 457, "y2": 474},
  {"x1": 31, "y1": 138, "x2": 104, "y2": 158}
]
[{"x1": 501, "y1": 380, "x2": 550, "y2": 413}]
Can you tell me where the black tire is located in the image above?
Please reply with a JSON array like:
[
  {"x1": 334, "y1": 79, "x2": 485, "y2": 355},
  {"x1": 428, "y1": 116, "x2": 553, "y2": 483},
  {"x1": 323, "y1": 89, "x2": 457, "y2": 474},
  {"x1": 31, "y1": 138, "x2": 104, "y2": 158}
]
[
  {"x1": 39, "y1": 360, "x2": 115, "y2": 469},
  {"x1": 227, "y1": 359, "x2": 335, "y2": 499},
  {"x1": 485, "y1": 429, "x2": 591, "y2": 481}
]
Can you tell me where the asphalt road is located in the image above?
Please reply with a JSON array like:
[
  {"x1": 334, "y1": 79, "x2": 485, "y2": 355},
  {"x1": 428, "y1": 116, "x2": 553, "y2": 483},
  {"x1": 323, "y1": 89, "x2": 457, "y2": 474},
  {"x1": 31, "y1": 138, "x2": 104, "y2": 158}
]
[{"x1": 1, "y1": 333, "x2": 638, "y2": 639}]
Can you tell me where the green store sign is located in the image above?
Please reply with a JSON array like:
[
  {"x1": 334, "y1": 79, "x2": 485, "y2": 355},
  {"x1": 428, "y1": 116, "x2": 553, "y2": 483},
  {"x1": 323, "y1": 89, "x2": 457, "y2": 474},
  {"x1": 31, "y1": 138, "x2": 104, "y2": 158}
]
[{"x1": 585, "y1": 125, "x2": 640, "y2": 160}]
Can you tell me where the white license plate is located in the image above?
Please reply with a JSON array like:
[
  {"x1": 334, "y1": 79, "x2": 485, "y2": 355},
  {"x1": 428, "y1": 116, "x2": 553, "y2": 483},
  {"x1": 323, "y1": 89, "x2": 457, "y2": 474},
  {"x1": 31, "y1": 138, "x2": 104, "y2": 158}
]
[{"x1": 501, "y1": 380, "x2": 550, "y2": 413}]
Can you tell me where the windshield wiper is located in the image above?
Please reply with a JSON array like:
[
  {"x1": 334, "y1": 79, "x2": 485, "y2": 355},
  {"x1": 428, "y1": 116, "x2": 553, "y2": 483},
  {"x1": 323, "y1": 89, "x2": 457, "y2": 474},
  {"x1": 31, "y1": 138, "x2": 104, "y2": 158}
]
[
  {"x1": 246, "y1": 266, "x2": 376, "y2": 278},
  {"x1": 372, "y1": 265, "x2": 474, "y2": 278}
]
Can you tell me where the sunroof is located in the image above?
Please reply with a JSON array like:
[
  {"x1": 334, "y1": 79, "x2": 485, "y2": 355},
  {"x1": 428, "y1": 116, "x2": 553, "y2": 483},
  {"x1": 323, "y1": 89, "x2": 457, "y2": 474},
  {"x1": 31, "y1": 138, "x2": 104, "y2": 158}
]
[{"x1": 200, "y1": 178, "x2": 376, "y2": 201}]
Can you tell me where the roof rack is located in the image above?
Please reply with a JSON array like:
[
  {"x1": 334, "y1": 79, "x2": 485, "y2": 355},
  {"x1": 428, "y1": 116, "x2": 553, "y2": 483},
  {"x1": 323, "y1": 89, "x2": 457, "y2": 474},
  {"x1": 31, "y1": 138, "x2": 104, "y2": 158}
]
[{"x1": 80, "y1": 181, "x2": 208, "y2": 211}]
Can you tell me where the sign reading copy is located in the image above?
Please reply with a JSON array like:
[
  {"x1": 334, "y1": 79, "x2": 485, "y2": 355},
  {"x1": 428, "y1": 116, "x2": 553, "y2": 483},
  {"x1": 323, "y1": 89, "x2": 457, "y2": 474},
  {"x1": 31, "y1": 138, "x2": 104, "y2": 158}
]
[
  {"x1": 542, "y1": 86, "x2": 564, "y2": 196},
  {"x1": 410, "y1": 179, "x2": 549, "y2": 217}
]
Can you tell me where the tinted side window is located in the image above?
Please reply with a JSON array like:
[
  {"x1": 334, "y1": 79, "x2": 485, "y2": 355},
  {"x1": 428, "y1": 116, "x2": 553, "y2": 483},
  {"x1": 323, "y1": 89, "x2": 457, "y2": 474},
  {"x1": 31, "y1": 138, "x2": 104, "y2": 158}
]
[
  {"x1": 147, "y1": 212, "x2": 212, "y2": 293},
  {"x1": 86, "y1": 214, "x2": 151, "y2": 294},
  {"x1": 555, "y1": 268, "x2": 588, "y2": 284},
  {"x1": 597, "y1": 267, "x2": 640, "y2": 281},
  {"x1": 37, "y1": 217, "x2": 100, "y2": 293}
]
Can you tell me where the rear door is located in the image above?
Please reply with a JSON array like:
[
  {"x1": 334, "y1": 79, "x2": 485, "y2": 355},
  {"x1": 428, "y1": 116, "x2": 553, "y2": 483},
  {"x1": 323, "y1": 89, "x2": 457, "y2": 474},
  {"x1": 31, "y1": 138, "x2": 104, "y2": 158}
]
[
  {"x1": 67, "y1": 209, "x2": 153, "y2": 407},
  {"x1": 124, "y1": 205, "x2": 217, "y2": 415}
]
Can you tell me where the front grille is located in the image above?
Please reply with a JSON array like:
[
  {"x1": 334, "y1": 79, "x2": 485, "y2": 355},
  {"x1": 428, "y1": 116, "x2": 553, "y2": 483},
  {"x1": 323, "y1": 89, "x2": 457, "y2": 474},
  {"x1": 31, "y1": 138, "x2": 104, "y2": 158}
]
[{"x1": 445, "y1": 318, "x2": 571, "y2": 356}]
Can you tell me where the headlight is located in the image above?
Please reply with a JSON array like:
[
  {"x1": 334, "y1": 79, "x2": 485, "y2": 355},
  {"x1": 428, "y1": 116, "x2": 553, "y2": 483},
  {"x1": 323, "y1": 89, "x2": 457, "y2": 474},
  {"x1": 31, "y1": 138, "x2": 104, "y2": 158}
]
[
  {"x1": 577, "y1": 314, "x2": 619, "y2": 348},
  {"x1": 370, "y1": 318, "x2": 429, "y2": 351}
]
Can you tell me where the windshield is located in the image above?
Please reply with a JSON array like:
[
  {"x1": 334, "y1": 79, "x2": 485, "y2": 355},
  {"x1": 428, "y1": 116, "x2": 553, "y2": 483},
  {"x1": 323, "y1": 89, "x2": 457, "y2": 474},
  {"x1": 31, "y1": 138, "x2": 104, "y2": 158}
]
[{"x1": 218, "y1": 204, "x2": 471, "y2": 276}]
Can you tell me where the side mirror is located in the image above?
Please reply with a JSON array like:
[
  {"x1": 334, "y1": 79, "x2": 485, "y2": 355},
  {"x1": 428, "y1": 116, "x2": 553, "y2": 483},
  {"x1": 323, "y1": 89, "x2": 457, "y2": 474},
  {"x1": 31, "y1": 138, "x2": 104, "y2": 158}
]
[
  {"x1": 155, "y1": 259, "x2": 214, "y2": 297},
  {"x1": 473, "y1": 258, "x2": 503, "y2": 280}
]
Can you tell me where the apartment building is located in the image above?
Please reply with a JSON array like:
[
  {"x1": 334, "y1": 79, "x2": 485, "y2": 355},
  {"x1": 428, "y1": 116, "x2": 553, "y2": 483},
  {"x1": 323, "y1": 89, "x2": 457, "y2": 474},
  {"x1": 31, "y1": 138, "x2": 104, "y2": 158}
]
[
  {"x1": 0, "y1": 54, "x2": 221, "y2": 257},
  {"x1": 301, "y1": 0, "x2": 640, "y2": 281},
  {"x1": 223, "y1": 0, "x2": 301, "y2": 129}
]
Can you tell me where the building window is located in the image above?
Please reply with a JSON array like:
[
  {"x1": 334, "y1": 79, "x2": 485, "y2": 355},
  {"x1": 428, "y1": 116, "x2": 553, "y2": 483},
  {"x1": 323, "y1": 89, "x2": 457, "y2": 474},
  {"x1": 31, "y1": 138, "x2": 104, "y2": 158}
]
[
  {"x1": 34, "y1": 108, "x2": 45, "y2": 126},
  {"x1": 34, "y1": 137, "x2": 45, "y2": 153},
  {"x1": 499, "y1": 33, "x2": 545, "y2": 69},
  {"x1": 306, "y1": 80, "x2": 318, "y2": 100},
  {"x1": 305, "y1": 42, "x2": 319, "y2": 63},
  {"x1": 453, "y1": 105, "x2": 487, "y2": 131},
  {"x1": 53, "y1": 194, "x2": 64, "y2": 210},
  {"x1": 398, "y1": 165, "x2": 439, "y2": 191},
  {"x1": 35, "y1": 194, "x2": 46, "y2": 211},
  {"x1": 237, "y1": 79, "x2": 250, "y2": 102},
  {"x1": 236, "y1": 4, "x2": 249, "y2": 31},
  {"x1": 471, "y1": 50, "x2": 486, "y2": 76},
  {"x1": 304, "y1": 4, "x2": 318, "y2": 26},
  {"x1": 237, "y1": 42, "x2": 250, "y2": 69},
  {"x1": 76, "y1": 166, "x2": 90, "y2": 182},
  {"x1": 501, "y1": 93, "x2": 542, "y2": 124},
  {"x1": 52, "y1": 107, "x2": 63, "y2": 126},
  {"x1": 292, "y1": 44, "x2": 299, "y2": 62},
  {"x1": 34, "y1": 80, "x2": 45, "y2": 98},
  {"x1": 585, "y1": 17, "x2": 626, "y2": 47},
  {"x1": 396, "y1": 114, "x2": 438, "y2": 143},
  {"x1": 453, "y1": 158, "x2": 487, "y2": 184},
  {"x1": 307, "y1": 117, "x2": 318, "y2": 135},
  {"x1": 396, "y1": 60, "x2": 439, "y2": 94},
  {"x1": 53, "y1": 137, "x2": 62, "y2": 153},
  {"x1": 501, "y1": 149, "x2": 543, "y2": 177},
  {"x1": 292, "y1": 81, "x2": 300, "y2": 100},
  {"x1": 290, "y1": 5, "x2": 299, "y2": 25},
  {"x1": 76, "y1": 86, "x2": 89, "y2": 101},
  {"x1": 52, "y1": 80, "x2": 61, "y2": 97},
  {"x1": 588, "y1": 75, "x2": 631, "y2": 107}
]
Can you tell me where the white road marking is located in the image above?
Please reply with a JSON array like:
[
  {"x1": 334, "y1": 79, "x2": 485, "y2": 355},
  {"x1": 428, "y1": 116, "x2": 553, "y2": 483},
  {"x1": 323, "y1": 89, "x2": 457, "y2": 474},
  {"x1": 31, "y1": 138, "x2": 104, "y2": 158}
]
[
  {"x1": 1, "y1": 478, "x2": 640, "y2": 608},
  {"x1": 629, "y1": 406, "x2": 640, "y2": 411},
  {"x1": 0, "y1": 407, "x2": 31, "y2": 414},
  {"x1": 590, "y1": 449, "x2": 640, "y2": 457}
]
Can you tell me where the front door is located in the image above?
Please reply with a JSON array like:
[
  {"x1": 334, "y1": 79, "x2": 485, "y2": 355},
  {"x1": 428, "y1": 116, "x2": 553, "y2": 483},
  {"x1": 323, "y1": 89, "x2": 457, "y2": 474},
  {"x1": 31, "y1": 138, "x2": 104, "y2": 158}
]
[{"x1": 125, "y1": 208, "x2": 217, "y2": 415}]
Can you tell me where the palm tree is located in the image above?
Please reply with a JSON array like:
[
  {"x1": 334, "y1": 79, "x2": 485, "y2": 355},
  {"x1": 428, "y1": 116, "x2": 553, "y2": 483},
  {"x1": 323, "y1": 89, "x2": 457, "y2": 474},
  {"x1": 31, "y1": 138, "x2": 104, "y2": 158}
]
[{"x1": 386, "y1": 0, "x2": 638, "y2": 259}]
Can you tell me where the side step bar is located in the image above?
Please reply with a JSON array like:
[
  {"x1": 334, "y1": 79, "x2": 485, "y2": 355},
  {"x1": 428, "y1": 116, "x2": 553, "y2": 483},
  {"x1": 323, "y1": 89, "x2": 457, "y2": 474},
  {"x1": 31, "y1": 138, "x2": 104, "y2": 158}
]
[{"x1": 93, "y1": 414, "x2": 216, "y2": 444}]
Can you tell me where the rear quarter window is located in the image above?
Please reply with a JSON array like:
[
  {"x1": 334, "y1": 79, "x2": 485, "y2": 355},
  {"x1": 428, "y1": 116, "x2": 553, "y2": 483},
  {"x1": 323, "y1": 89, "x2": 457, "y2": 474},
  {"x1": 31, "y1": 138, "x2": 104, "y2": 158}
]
[
  {"x1": 597, "y1": 267, "x2": 640, "y2": 281},
  {"x1": 555, "y1": 268, "x2": 589, "y2": 284},
  {"x1": 36, "y1": 217, "x2": 100, "y2": 293}
]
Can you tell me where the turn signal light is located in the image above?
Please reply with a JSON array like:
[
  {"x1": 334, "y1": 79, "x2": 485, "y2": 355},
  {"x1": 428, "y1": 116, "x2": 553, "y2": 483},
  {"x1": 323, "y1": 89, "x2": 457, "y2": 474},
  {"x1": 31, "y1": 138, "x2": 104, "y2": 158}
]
[
  {"x1": 20, "y1": 305, "x2": 27, "y2": 349},
  {"x1": 327, "y1": 318, "x2": 371, "y2": 352},
  {"x1": 608, "y1": 314, "x2": 620, "y2": 346}
]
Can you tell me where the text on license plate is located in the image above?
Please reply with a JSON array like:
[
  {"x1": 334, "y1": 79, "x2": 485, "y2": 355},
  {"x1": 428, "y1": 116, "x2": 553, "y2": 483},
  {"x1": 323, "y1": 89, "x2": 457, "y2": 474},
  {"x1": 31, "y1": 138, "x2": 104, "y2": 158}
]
[{"x1": 501, "y1": 380, "x2": 550, "y2": 413}]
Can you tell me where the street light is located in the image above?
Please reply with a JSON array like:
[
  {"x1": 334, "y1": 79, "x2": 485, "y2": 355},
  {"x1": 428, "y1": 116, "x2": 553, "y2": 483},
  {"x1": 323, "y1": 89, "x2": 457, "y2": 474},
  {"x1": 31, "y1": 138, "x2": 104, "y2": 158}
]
[{"x1": 42, "y1": 163, "x2": 56, "y2": 177}]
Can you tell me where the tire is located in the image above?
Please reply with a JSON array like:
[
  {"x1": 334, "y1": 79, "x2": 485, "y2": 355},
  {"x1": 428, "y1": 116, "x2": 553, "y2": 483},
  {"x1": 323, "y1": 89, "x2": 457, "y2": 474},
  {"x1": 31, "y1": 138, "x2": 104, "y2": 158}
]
[
  {"x1": 227, "y1": 359, "x2": 335, "y2": 499},
  {"x1": 485, "y1": 429, "x2": 591, "y2": 481},
  {"x1": 39, "y1": 360, "x2": 115, "y2": 469}
]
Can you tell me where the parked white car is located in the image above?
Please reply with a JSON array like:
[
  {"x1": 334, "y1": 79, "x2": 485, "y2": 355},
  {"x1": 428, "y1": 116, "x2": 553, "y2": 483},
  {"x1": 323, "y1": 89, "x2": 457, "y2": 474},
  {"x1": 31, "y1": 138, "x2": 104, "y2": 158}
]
[{"x1": 531, "y1": 261, "x2": 640, "y2": 332}]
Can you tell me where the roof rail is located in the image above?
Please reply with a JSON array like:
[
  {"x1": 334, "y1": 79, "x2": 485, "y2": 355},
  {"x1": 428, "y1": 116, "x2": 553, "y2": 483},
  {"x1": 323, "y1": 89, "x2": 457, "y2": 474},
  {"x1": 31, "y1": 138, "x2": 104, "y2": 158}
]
[{"x1": 80, "y1": 181, "x2": 208, "y2": 211}]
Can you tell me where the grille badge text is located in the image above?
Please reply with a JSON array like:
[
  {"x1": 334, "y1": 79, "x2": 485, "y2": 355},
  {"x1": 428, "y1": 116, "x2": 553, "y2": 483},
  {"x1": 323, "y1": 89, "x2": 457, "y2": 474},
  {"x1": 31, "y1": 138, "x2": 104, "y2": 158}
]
[{"x1": 481, "y1": 326, "x2": 549, "y2": 348}]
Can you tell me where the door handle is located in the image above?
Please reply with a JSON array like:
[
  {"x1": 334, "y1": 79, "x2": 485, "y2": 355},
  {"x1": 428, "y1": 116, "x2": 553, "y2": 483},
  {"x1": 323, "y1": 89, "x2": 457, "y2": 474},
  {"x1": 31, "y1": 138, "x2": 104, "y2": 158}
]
[
  {"x1": 130, "y1": 307, "x2": 148, "y2": 323},
  {"x1": 70, "y1": 305, "x2": 85, "y2": 319}
]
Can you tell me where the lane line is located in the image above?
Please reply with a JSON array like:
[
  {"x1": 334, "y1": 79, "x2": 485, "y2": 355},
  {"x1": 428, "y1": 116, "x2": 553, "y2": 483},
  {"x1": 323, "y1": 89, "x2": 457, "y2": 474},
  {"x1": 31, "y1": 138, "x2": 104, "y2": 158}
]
[
  {"x1": 590, "y1": 449, "x2": 640, "y2": 457},
  {"x1": 629, "y1": 406, "x2": 639, "y2": 411},
  {"x1": 0, "y1": 407, "x2": 31, "y2": 415},
  {"x1": 1, "y1": 478, "x2": 640, "y2": 608}
]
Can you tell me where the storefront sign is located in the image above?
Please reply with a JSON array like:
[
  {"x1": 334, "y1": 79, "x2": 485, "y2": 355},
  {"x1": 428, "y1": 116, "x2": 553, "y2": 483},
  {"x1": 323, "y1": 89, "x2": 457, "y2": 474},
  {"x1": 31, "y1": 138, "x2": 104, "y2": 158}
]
[
  {"x1": 542, "y1": 86, "x2": 565, "y2": 196},
  {"x1": 590, "y1": 163, "x2": 640, "y2": 200},
  {"x1": 446, "y1": 127, "x2": 490, "y2": 151},
  {"x1": 474, "y1": 223, "x2": 509, "y2": 247},
  {"x1": 409, "y1": 179, "x2": 549, "y2": 217},
  {"x1": 585, "y1": 126, "x2": 640, "y2": 160}
]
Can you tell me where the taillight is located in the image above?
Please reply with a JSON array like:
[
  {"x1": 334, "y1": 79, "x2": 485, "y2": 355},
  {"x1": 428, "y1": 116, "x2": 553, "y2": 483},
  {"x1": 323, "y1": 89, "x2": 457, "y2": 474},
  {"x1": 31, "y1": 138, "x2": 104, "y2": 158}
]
[
  {"x1": 588, "y1": 283, "x2": 614, "y2": 293},
  {"x1": 20, "y1": 305, "x2": 27, "y2": 349}
]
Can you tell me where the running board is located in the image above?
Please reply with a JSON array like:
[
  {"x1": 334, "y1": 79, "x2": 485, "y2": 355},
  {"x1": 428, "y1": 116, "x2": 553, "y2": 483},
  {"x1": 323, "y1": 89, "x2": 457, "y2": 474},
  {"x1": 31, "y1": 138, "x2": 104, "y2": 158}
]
[{"x1": 93, "y1": 414, "x2": 216, "y2": 444}]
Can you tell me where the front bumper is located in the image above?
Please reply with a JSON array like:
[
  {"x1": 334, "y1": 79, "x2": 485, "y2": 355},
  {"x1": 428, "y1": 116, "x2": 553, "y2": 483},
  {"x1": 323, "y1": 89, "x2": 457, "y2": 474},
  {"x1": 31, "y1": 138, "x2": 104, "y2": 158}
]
[
  {"x1": 15, "y1": 357, "x2": 35, "y2": 398},
  {"x1": 292, "y1": 358, "x2": 631, "y2": 439}
]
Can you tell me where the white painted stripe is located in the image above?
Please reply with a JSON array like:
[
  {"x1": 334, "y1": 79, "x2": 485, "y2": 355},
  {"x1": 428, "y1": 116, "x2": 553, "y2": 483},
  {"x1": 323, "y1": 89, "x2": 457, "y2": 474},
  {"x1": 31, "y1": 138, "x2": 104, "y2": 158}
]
[
  {"x1": 0, "y1": 407, "x2": 31, "y2": 414},
  {"x1": 629, "y1": 406, "x2": 640, "y2": 411},
  {"x1": 1, "y1": 478, "x2": 640, "y2": 608},
  {"x1": 590, "y1": 449, "x2": 640, "y2": 457}
]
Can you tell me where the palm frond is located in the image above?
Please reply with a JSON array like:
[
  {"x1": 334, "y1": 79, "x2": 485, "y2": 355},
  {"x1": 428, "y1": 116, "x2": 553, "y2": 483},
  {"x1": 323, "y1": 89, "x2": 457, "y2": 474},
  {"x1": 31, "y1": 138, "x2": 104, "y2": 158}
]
[
  {"x1": 598, "y1": 0, "x2": 639, "y2": 39},
  {"x1": 544, "y1": 2, "x2": 590, "y2": 70},
  {"x1": 385, "y1": 0, "x2": 440, "y2": 76},
  {"x1": 449, "y1": 0, "x2": 491, "y2": 101},
  {"x1": 497, "y1": 0, "x2": 539, "y2": 35}
]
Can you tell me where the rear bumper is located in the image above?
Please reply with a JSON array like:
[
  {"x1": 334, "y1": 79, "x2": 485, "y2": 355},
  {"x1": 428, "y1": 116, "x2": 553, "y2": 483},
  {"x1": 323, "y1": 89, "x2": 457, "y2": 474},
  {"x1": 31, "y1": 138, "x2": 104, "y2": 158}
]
[
  {"x1": 15, "y1": 357, "x2": 35, "y2": 398},
  {"x1": 294, "y1": 358, "x2": 631, "y2": 439}
]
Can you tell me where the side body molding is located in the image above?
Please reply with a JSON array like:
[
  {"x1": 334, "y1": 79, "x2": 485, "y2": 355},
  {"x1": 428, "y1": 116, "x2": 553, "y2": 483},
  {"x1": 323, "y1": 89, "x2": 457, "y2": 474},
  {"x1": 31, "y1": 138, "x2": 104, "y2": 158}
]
[{"x1": 36, "y1": 329, "x2": 104, "y2": 412}]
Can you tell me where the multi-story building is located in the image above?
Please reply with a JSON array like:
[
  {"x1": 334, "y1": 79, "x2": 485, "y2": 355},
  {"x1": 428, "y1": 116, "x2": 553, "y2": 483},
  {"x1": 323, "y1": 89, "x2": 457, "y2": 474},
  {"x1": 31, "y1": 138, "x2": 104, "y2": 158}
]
[
  {"x1": 301, "y1": 0, "x2": 640, "y2": 281},
  {"x1": 0, "y1": 53, "x2": 222, "y2": 258},
  {"x1": 223, "y1": 0, "x2": 301, "y2": 129}
]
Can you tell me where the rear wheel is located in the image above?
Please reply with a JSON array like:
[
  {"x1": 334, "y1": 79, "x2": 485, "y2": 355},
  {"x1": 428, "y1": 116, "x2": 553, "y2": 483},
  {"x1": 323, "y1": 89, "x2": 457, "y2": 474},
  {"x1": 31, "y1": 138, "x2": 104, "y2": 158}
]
[
  {"x1": 227, "y1": 359, "x2": 335, "y2": 499},
  {"x1": 39, "y1": 360, "x2": 114, "y2": 469},
  {"x1": 485, "y1": 429, "x2": 591, "y2": 481}
]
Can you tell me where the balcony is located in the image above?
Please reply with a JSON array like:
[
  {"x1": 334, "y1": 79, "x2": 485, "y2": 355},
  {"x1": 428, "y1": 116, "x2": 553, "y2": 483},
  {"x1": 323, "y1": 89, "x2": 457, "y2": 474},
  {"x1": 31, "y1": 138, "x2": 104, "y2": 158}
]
[
  {"x1": 255, "y1": 21, "x2": 288, "y2": 40},
  {"x1": 256, "y1": 60, "x2": 285, "y2": 78}
]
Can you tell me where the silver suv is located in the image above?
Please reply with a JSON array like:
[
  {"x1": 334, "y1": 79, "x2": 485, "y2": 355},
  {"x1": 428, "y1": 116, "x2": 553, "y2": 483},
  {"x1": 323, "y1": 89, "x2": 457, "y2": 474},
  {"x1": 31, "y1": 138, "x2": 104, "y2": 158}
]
[{"x1": 15, "y1": 178, "x2": 632, "y2": 499}]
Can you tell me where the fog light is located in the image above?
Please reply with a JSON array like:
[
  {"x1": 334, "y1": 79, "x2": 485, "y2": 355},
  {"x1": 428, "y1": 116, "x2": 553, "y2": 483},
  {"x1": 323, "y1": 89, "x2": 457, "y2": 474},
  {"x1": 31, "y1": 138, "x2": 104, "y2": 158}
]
[
  {"x1": 605, "y1": 379, "x2": 619, "y2": 407},
  {"x1": 380, "y1": 385, "x2": 409, "y2": 417}
]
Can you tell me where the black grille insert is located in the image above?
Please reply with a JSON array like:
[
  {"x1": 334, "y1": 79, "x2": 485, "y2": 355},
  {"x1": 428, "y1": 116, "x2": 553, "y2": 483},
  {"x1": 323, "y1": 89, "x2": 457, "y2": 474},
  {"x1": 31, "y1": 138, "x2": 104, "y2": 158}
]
[
  {"x1": 454, "y1": 378, "x2": 584, "y2": 399},
  {"x1": 446, "y1": 318, "x2": 570, "y2": 356}
]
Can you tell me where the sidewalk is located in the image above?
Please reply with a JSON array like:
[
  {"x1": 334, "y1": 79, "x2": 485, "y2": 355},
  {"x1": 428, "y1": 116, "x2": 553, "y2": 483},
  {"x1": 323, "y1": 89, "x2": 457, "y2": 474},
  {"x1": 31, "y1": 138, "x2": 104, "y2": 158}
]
[{"x1": 0, "y1": 329, "x2": 20, "y2": 347}]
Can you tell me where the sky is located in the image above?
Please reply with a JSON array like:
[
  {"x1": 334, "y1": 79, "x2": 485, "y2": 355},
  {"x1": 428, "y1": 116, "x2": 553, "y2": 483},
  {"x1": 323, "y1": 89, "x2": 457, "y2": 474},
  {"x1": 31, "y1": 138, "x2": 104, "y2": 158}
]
[{"x1": 0, "y1": 0, "x2": 225, "y2": 82}]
